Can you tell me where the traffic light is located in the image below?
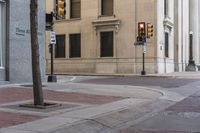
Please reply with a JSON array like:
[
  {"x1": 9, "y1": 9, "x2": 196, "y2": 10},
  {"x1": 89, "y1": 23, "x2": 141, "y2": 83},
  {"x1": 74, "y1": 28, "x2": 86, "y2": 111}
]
[
  {"x1": 46, "y1": 12, "x2": 53, "y2": 31},
  {"x1": 56, "y1": 0, "x2": 66, "y2": 19},
  {"x1": 137, "y1": 22, "x2": 146, "y2": 42},
  {"x1": 147, "y1": 23, "x2": 153, "y2": 38}
]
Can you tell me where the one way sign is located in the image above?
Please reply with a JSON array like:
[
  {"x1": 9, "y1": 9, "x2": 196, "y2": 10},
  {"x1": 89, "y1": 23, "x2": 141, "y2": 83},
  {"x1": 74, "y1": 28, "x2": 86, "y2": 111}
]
[{"x1": 50, "y1": 31, "x2": 56, "y2": 44}]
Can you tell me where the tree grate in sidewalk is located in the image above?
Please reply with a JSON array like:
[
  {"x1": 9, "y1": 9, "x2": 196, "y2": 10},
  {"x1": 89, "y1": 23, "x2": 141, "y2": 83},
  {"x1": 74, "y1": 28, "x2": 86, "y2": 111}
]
[{"x1": 1, "y1": 103, "x2": 80, "y2": 113}]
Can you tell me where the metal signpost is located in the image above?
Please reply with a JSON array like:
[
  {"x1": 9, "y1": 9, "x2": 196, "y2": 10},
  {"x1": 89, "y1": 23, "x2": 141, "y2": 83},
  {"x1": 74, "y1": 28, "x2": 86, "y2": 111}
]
[
  {"x1": 141, "y1": 43, "x2": 147, "y2": 75},
  {"x1": 134, "y1": 40, "x2": 146, "y2": 76},
  {"x1": 48, "y1": 31, "x2": 57, "y2": 82},
  {"x1": 46, "y1": 0, "x2": 66, "y2": 82}
]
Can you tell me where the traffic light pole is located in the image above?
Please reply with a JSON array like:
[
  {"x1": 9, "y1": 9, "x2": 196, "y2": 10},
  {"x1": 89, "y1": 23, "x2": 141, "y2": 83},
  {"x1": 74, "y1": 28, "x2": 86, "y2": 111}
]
[
  {"x1": 135, "y1": 22, "x2": 153, "y2": 75},
  {"x1": 141, "y1": 44, "x2": 146, "y2": 75},
  {"x1": 50, "y1": 44, "x2": 54, "y2": 75},
  {"x1": 48, "y1": 43, "x2": 57, "y2": 82}
]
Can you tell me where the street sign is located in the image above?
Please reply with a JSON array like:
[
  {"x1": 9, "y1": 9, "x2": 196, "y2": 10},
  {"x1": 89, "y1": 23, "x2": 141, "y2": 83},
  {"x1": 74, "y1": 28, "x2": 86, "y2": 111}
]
[
  {"x1": 50, "y1": 31, "x2": 56, "y2": 44},
  {"x1": 143, "y1": 45, "x2": 147, "y2": 53},
  {"x1": 134, "y1": 41, "x2": 145, "y2": 46}
]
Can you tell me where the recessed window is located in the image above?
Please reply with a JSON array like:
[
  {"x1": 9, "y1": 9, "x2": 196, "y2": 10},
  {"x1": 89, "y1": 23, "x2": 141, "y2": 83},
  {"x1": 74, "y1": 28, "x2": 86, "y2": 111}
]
[
  {"x1": 55, "y1": 35, "x2": 66, "y2": 58},
  {"x1": 101, "y1": 0, "x2": 113, "y2": 16},
  {"x1": 164, "y1": 0, "x2": 169, "y2": 17},
  {"x1": 100, "y1": 31, "x2": 113, "y2": 57},
  {"x1": 69, "y1": 34, "x2": 81, "y2": 58},
  {"x1": 0, "y1": 3, "x2": 5, "y2": 68},
  {"x1": 70, "y1": 0, "x2": 81, "y2": 18},
  {"x1": 165, "y1": 32, "x2": 169, "y2": 57}
]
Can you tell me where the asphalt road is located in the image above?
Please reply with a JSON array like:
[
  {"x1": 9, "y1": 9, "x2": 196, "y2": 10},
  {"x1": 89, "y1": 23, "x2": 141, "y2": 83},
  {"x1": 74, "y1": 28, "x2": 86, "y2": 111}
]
[{"x1": 75, "y1": 76, "x2": 198, "y2": 88}]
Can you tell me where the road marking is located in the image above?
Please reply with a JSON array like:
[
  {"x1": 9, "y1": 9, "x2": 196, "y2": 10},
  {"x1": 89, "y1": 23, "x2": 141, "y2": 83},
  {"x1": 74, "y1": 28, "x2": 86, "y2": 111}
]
[{"x1": 70, "y1": 76, "x2": 76, "y2": 82}]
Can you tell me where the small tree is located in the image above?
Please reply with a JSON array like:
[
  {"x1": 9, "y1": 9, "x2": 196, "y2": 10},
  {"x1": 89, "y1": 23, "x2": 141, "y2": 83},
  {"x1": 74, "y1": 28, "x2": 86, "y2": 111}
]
[{"x1": 30, "y1": 0, "x2": 44, "y2": 106}]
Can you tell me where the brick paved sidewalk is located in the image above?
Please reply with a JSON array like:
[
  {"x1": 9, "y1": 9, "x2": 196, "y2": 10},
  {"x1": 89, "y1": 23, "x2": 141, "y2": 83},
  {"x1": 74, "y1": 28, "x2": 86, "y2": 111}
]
[{"x1": 0, "y1": 87, "x2": 125, "y2": 129}]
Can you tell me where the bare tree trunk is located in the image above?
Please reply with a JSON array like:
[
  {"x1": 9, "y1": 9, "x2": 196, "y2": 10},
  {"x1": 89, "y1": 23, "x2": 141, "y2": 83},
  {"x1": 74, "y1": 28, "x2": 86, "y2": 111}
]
[{"x1": 30, "y1": 0, "x2": 44, "y2": 106}]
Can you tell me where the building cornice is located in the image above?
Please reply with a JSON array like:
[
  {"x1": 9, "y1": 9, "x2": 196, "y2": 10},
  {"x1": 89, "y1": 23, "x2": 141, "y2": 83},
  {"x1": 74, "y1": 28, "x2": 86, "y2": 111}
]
[{"x1": 92, "y1": 18, "x2": 121, "y2": 33}]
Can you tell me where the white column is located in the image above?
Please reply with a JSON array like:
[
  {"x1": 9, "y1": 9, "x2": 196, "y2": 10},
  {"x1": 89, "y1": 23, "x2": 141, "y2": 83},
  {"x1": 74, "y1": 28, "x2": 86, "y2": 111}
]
[{"x1": 189, "y1": 0, "x2": 199, "y2": 64}]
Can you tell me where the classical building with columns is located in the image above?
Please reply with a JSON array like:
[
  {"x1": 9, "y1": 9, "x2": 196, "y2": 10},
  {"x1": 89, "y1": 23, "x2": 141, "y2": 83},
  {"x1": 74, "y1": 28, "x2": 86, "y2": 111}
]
[
  {"x1": 0, "y1": 0, "x2": 45, "y2": 83},
  {"x1": 174, "y1": 0, "x2": 200, "y2": 72},
  {"x1": 189, "y1": 0, "x2": 200, "y2": 66},
  {"x1": 174, "y1": 0, "x2": 190, "y2": 72},
  {"x1": 45, "y1": 0, "x2": 199, "y2": 75}
]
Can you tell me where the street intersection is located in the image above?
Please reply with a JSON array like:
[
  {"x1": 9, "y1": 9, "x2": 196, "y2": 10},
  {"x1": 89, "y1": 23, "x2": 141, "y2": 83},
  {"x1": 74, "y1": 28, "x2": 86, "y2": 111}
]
[{"x1": 0, "y1": 72, "x2": 200, "y2": 133}]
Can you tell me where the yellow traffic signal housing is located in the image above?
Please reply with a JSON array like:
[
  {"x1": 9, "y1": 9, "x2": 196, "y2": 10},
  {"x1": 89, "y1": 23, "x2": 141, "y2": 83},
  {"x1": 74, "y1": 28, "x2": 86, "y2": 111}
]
[
  {"x1": 147, "y1": 23, "x2": 153, "y2": 38},
  {"x1": 138, "y1": 22, "x2": 146, "y2": 42},
  {"x1": 57, "y1": 0, "x2": 66, "y2": 18}
]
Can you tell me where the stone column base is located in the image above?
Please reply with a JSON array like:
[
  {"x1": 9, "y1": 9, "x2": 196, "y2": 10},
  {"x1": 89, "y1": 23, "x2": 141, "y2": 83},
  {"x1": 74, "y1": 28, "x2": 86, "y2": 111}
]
[{"x1": 186, "y1": 60, "x2": 197, "y2": 71}]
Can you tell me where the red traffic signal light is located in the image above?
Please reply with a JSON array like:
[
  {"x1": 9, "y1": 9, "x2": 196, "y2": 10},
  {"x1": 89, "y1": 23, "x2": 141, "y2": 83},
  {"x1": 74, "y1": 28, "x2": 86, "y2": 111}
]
[{"x1": 138, "y1": 22, "x2": 146, "y2": 42}]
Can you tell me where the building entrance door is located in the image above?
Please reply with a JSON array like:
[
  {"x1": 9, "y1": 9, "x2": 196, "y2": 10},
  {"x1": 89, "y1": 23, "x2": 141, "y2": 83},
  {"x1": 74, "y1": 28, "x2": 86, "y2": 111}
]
[{"x1": 0, "y1": 1, "x2": 6, "y2": 81}]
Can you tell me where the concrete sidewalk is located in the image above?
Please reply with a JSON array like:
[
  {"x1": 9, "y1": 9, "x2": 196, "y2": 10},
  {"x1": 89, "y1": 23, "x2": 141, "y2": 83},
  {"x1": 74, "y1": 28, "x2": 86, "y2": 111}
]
[
  {"x1": 52, "y1": 71, "x2": 200, "y2": 79},
  {"x1": 0, "y1": 72, "x2": 200, "y2": 133},
  {"x1": 0, "y1": 82, "x2": 163, "y2": 132}
]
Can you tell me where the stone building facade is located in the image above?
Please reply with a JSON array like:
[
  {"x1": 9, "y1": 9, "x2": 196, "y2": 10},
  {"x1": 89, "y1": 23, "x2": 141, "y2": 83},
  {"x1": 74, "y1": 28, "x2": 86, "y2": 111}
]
[
  {"x1": 189, "y1": 0, "x2": 200, "y2": 66},
  {"x1": 0, "y1": 0, "x2": 45, "y2": 83},
  {"x1": 45, "y1": 0, "x2": 198, "y2": 75},
  {"x1": 174, "y1": 0, "x2": 190, "y2": 72}
]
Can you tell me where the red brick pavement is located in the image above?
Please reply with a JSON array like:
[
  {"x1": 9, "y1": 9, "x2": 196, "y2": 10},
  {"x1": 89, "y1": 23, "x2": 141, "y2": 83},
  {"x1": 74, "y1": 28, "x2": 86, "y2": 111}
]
[
  {"x1": 0, "y1": 87, "x2": 125, "y2": 128},
  {"x1": 0, "y1": 87, "x2": 125, "y2": 105},
  {"x1": 0, "y1": 111, "x2": 45, "y2": 128},
  {"x1": 0, "y1": 88, "x2": 33, "y2": 104}
]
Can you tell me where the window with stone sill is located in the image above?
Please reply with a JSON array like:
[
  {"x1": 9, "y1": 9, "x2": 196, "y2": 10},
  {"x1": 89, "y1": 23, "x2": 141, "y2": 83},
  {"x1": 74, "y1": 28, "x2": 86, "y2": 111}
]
[
  {"x1": 165, "y1": 32, "x2": 169, "y2": 58},
  {"x1": 69, "y1": 34, "x2": 81, "y2": 58},
  {"x1": 55, "y1": 35, "x2": 66, "y2": 58},
  {"x1": 101, "y1": 0, "x2": 113, "y2": 16},
  {"x1": 100, "y1": 31, "x2": 114, "y2": 57},
  {"x1": 70, "y1": 0, "x2": 81, "y2": 19}
]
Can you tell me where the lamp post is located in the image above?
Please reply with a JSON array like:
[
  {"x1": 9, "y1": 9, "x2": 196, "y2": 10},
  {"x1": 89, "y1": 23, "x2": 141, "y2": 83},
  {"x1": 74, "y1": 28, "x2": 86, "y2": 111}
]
[
  {"x1": 189, "y1": 32, "x2": 194, "y2": 63},
  {"x1": 186, "y1": 31, "x2": 196, "y2": 71}
]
